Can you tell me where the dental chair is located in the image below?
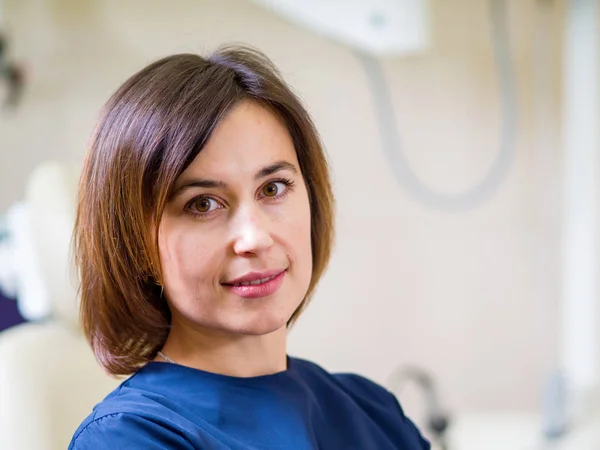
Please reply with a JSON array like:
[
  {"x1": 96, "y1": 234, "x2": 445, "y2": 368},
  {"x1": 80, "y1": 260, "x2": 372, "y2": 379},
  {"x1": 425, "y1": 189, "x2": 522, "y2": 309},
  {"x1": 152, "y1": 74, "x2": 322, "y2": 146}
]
[{"x1": 0, "y1": 162, "x2": 120, "y2": 450}]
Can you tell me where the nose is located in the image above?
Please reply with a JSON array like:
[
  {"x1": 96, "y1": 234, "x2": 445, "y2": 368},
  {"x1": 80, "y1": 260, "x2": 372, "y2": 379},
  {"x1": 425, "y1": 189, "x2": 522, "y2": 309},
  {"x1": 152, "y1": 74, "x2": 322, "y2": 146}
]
[{"x1": 231, "y1": 205, "x2": 274, "y2": 256}]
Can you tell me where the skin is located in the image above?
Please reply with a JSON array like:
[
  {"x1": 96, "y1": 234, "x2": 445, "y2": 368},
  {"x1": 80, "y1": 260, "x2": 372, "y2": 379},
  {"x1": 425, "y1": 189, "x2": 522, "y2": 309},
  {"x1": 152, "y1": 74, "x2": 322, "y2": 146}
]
[{"x1": 156, "y1": 100, "x2": 313, "y2": 377}]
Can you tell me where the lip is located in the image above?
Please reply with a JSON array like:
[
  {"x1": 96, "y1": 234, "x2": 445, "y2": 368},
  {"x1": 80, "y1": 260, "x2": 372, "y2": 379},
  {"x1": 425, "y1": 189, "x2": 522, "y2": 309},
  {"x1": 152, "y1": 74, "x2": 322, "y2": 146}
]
[
  {"x1": 222, "y1": 269, "x2": 287, "y2": 299},
  {"x1": 224, "y1": 269, "x2": 286, "y2": 285}
]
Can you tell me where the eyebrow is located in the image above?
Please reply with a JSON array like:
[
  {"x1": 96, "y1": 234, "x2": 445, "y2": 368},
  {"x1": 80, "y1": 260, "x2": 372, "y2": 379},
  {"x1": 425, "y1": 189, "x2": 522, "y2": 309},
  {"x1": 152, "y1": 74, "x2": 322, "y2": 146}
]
[{"x1": 171, "y1": 160, "x2": 298, "y2": 198}]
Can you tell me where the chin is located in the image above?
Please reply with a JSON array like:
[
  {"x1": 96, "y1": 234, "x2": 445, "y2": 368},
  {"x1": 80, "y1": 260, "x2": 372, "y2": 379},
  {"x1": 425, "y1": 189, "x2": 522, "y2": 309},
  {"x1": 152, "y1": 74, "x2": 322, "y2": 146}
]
[{"x1": 224, "y1": 311, "x2": 291, "y2": 336}]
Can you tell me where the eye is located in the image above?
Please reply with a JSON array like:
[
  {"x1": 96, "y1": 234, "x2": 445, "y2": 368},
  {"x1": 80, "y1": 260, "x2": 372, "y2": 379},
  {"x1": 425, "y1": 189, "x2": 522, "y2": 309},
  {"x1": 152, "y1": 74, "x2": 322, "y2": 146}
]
[
  {"x1": 189, "y1": 197, "x2": 221, "y2": 214},
  {"x1": 261, "y1": 181, "x2": 286, "y2": 198}
]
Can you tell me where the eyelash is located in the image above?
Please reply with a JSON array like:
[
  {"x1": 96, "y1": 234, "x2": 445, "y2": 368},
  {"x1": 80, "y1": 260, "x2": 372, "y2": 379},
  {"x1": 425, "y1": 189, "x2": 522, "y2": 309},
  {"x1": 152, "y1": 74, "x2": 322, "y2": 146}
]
[{"x1": 185, "y1": 178, "x2": 296, "y2": 219}]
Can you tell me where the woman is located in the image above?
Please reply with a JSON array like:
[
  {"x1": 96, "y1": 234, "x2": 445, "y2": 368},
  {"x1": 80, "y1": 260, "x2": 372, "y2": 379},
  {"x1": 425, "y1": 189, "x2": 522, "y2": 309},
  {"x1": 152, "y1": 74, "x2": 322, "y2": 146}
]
[{"x1": 69, "y1": 46, "x2": 430, "y2": 449}]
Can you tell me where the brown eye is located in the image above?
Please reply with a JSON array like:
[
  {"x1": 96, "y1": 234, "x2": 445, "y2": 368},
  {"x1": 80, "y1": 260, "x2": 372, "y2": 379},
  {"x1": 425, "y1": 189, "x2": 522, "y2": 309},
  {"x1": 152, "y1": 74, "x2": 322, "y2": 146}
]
[
  {"x1": 191, "y1": 197, "x2": 218, "y2": 213},
  {"x1": 262, "y1": 182, "x2": 281, "y2": 197}
]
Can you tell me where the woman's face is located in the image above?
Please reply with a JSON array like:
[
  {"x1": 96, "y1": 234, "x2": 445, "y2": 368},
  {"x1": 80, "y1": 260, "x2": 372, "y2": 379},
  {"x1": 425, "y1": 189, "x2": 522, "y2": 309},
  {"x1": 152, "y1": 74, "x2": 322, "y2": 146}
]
[{"x1": 158, "y1": 101, "x2": 313, "y2": 337}]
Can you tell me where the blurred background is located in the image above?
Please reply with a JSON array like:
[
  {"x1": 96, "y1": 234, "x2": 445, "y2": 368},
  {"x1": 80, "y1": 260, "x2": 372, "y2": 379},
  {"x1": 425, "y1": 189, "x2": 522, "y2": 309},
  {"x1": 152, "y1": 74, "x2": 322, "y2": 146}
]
[{"x1": 0, "y1": 0, "x2": 598, "y2": 448}]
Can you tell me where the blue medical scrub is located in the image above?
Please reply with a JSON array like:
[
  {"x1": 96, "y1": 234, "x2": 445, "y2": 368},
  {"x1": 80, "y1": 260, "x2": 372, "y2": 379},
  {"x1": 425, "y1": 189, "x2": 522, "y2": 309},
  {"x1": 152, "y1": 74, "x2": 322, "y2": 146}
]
[{"x1": 69, "y1": 357, "x2": 430, "y2": 449}]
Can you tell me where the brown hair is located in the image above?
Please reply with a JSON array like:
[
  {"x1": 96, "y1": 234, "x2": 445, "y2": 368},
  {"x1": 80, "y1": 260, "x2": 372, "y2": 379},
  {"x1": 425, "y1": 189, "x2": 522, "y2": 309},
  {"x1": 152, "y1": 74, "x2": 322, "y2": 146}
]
[{"x1": 74, "y1": 46, "x2": 335, "y2": 376}]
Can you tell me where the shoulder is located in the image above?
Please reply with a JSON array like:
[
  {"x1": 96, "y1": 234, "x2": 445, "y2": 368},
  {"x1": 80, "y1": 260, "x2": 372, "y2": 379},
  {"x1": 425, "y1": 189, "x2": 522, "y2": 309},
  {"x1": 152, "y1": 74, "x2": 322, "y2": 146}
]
[
  {"x1": 334, "y1": 372, "x2": 431, "y2": 448},
  {"x1": 334, "y1": 372, "x2": 397, "y2": 403},
  {"x1": 291, "y1": 357, "x2": 398, "y2": 406},
  {"x1": 333, "y1": 371, "x2": 412, "y2": 420},
  {"x1": 69, "y1": 411, "x2": 195, "y2": 450},
  {"x1": 69, "y1": 376, "x2": 197, "y2": 450},
  {"x1": 291, "y1": 358, "x2": 431, "y2": 449}
]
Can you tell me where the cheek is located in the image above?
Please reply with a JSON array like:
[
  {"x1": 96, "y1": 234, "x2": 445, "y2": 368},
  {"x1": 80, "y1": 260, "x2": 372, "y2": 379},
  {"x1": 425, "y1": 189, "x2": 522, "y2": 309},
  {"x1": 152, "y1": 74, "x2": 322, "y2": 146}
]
[{"x1": 158, "y1": 223, "x2": 214, "y2": 288}]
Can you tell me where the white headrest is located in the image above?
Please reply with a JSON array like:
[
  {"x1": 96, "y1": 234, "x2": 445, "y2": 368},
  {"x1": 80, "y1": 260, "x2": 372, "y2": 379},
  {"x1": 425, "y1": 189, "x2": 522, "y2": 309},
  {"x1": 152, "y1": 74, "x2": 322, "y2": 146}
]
[{"x1": 20, "y1": 162, "x2": 81, "y2": 328}]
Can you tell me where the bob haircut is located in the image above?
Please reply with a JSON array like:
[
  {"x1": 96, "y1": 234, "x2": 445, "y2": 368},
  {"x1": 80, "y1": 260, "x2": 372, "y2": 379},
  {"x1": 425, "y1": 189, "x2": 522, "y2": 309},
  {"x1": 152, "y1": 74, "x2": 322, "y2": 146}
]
[{"x1": 74, "y1": 46, "x2": 335, "y2": 376}]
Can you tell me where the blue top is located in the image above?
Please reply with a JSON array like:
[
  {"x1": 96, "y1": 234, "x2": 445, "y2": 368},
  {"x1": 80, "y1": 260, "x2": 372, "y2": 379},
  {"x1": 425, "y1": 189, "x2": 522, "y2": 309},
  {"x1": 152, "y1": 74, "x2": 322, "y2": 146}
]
[{"x1": 69, "y1": 357, "x2": 430, "y2": 449}]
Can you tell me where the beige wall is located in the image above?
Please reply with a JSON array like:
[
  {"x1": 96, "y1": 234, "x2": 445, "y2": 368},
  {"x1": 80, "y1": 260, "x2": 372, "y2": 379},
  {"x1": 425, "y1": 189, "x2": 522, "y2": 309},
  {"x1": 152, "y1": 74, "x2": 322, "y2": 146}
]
[{"x1": 0, "y1": 0, "x2": 565, "y2": 415}]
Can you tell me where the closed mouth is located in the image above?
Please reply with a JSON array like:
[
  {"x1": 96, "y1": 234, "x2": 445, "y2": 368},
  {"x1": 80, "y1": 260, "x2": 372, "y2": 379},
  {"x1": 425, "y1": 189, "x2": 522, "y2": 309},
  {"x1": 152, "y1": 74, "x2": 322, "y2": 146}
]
[
  {"x1": 229, "y1": 274, "x2": 279, "y2": 287},
  {"x1": 221, "y1": 269, "x2": 287, "y2": 298},
  {"x1": 222, "y1": 268, "x2": 287, "y2": 286}
]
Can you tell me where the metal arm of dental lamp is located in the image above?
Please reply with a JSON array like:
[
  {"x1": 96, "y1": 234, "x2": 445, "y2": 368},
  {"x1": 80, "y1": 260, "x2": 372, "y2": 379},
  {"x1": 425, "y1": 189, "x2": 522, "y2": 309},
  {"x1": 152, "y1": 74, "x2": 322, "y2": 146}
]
[{"x1": 388, "y1": 365, "x2": 451, "y2": 450}]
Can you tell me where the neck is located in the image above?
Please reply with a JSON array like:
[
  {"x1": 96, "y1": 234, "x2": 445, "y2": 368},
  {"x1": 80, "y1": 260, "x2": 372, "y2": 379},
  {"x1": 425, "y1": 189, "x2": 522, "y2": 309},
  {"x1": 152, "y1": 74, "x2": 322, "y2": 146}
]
[{"x1": 158, "y1": 321, "x2": 288, "y2": 378}]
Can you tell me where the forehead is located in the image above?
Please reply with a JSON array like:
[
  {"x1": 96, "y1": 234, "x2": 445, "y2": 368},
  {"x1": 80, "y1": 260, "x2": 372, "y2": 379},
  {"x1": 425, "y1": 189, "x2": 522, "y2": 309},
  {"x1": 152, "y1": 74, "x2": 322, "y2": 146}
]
[{"x1": 181, "y1": 101, "x2": 298, "y2": 180}]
